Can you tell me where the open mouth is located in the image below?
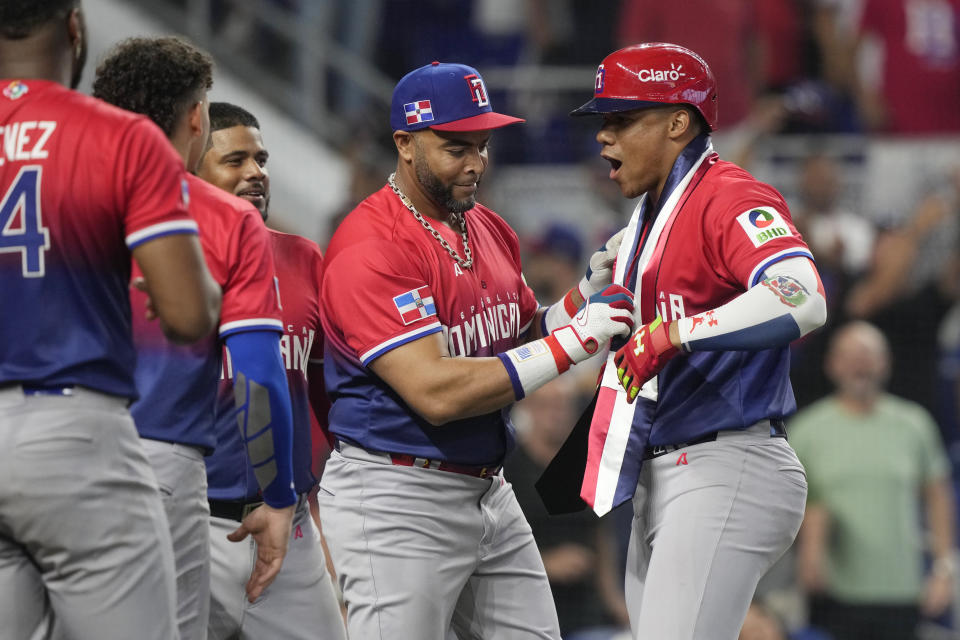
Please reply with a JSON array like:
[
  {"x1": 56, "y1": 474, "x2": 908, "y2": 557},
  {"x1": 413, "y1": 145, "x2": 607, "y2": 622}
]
[
  {"x1": 604, "y1": 156, "x2": 623, "y2": 178},
  {"x1": 237, "y1": 187, "x2": 265, "y2": 203}
]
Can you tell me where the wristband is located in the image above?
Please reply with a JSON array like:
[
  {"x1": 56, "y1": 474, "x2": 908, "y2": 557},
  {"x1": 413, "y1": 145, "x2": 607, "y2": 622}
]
[{"x1": 498, "y1": 335, "x2": 570, "y2": 400}]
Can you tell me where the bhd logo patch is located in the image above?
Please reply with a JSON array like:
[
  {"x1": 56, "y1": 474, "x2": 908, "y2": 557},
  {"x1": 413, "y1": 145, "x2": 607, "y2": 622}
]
[
  {"x1": 736, "y1": 206, "x2": 792, "y2": 247},
  {"x1": 393, "y1": 286, "x2": 437, "y2": 325}
]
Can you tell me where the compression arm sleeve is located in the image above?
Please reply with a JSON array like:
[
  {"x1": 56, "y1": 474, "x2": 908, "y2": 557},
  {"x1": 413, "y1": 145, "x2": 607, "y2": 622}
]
[
  {"x1": 224, "y1": 330, "x2": 297, "y2": 508},
  {"x1": 675, "y1": 256, "x2": 827, "y2": 352}
]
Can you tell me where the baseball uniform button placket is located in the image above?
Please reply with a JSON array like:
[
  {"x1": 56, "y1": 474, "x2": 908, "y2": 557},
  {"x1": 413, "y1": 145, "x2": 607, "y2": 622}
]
[{"x1": 643, "y1": 419, "x2": 787, "y2": 460}]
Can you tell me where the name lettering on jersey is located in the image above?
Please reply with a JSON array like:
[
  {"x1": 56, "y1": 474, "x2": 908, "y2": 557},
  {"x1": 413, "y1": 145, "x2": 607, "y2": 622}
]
[
  {"x1": 279, "y1": 328, "x2": 316, "y2": 379},
  {"x1": 0, "y1": 121, "x2": 56, "y2": 167},
  {"x1": 657, "y1": 291, "x2": 686, "y2": 323},
  {"x1": 444, "y1": 301, "x2": 522, "y2": 356},
  {"x1": 736, "y1": 206, "x2": 793, "y2": 248}
]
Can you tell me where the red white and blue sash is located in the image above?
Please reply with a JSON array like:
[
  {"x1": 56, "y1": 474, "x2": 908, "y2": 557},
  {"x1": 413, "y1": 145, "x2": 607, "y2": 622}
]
[{"x1": 581, "y1": 136, "x2": 718, "y2": 516}]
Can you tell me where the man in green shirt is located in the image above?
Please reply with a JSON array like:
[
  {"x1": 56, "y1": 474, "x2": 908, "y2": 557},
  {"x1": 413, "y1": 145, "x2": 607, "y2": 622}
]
[{"x1": 790, "y1": 321, "x2": 956, "y2": 640}]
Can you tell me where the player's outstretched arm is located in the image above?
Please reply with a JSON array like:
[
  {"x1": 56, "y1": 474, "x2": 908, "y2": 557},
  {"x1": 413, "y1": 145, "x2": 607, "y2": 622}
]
[
  {"x1": 614, "y1": 256, "x2": 827, "y2": 400},
  {"x1": 674, "y1": 255, "x2": 827, "y2": 351},
  {"x1": 133, "y1": 234, "x2": 222, "y2": 343},
  {"x1": 370, "y1": 285, "x2": 635, "y2": 425}
]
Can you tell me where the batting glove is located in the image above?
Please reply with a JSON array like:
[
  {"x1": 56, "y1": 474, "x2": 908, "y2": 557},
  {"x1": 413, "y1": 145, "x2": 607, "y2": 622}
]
[
  {"x1": 500, "y1": 285, "x2": 635, "y2": 400},
  {"x1": 614, "y1": 315, "x2": 679, "y2": 403},
  {"x1": 554, "y1": 283, "x2": 635, "y2": 366},
  {"x1": 545, "y1": 228, "x2": 628, "y2": 333},
  {"x1": 581, "y1": 228, "x2": 627, "y2": 299}
]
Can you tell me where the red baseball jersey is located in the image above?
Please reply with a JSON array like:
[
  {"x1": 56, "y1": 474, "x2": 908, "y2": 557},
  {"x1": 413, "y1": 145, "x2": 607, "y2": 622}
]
[
  {"x1": 0, "y1": 79, "x2": 197, "y2": 397},
  {"x1": 622, "y1": 144, "x2": 813, "y2": 446},
  {"x1": 207, "y1": 229, "x2": 326, "y2": 499},
  {"x1": 131, "y1": 175, "x2": 282, "y2": 451},
  {"x1": 321, "y1": 183, "x2": 539, "y2": 465},
  {"x1": 861, "y1": 0, "x2": 960, "y2": 133}
]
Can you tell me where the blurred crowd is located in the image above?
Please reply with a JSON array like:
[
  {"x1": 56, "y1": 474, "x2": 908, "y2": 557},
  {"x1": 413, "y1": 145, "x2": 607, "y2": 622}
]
[{"x1": 136, "y1": 0, "x2": 960, "y2": 638}]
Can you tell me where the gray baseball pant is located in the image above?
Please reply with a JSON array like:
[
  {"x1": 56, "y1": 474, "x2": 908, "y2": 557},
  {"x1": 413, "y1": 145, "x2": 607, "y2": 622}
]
[
  {"x1": 318, "y1": 444, "x2": 561, "y2": 640},
  {"x1": 207, "y1": 495, "x2": 347, "y2": 640},
  {"x1": 625, "y1": 420, "x2": 807, "y2": 639},
  {"x1": 141, "y1": 438, "x2": 211, "y2": 640},
  {"x1": 0, "y1": 386, "x2": 178, "y2": 640}
]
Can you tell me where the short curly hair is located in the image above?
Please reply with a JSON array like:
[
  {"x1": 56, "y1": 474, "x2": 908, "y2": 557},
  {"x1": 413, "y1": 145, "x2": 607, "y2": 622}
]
[
  {"x1": 93, "y1": 36, "x2": 214, "y2": 137},
  {"x1": 0, "y1": 0, "x2": 76, "y2": 39}
]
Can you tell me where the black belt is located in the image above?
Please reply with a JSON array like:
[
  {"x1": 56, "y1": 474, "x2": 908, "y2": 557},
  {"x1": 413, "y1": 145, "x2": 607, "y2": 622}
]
[
  {"x1": 208, "y1": 492, "x2": 308, "y2": 522},
  {"x1": 643, "y1": 419, "x2": 787, "y2": 460},
  {"x1": 208, "y1": 498, "x2": 264, "y2": 522}
]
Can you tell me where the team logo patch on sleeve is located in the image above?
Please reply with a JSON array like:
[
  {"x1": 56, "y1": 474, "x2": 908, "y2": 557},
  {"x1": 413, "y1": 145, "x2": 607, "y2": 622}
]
[
  {"x1": 736, "y1": 206, "x2": 792, "y2": 247},
  {"x1": 393, "y1": 286, "x2": 437, "y2": 325},
  {"x1": 762, "y1": 275, "x2": 809, "y2": 307}
]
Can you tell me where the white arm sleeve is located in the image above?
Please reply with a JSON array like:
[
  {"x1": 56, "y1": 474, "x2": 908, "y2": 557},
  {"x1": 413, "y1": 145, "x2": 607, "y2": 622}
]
[{"x1": 675, "y1": 256, "x2": 827, "y2": 352}]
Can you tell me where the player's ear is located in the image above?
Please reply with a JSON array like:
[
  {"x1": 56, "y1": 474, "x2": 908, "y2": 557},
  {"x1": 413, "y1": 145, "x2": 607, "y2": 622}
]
[
  {"x1": 66, "y1": 8, "x2": 87, "y2": 89},
  {"x1": 667, "y1": 108, "x2": 692, "y2": 140},
  {"x1": 187, "y1": 100, "x2": 206, "y2": 140},
  {"x1": 66, "y1": 9, "x2": 82, "y2": 52},
  {"x1": 394, "y1": 130, "x2": 415, "y2": 163}
]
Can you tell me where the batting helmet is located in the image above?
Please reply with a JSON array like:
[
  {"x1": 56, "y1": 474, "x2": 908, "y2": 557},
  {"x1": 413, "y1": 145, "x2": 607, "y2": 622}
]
[{"x1": 571, "y1": 42, "x2": 718, "y2": 131}]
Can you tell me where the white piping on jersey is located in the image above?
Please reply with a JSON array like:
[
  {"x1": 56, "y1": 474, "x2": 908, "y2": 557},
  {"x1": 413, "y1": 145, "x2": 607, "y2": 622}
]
[
  {"x1": 125, "y1": 219, "x2": 199, "y2": 248},
  {"x1": 359, "y1": 321, "x2": 442, "y2": 365},
  {"x1": 747, "y1": 247, "x2": 814, "y2": 289},
  {"x1": 219, "y1": 318, "x2": 284, "y2": 336}
]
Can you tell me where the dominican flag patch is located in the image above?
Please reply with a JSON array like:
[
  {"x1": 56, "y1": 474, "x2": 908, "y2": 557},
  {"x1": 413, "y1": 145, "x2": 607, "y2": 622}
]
[
  {"x1": 404, "y1": 100, "x2": 434, "y2": 125},
  {"x1": 393, "y1": 286, "x2": 437, "y2": 325}
]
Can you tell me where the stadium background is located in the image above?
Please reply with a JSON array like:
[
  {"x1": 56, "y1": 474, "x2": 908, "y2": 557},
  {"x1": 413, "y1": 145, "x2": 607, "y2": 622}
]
[{"x1": 78, "y1": 1, "x2": 960, "y2": 638}]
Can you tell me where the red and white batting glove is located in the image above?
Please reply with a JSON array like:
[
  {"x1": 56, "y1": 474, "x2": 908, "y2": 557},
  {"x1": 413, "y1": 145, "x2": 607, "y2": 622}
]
[
  {"x1": 544, "y1": 228, "x2": 627, "y2": 333},
  {"x1": 614, "y1": 315, "x2": 679, "y2": 403},
  {"x1": 500, "y1": 284, "x2": 635, "y2": 399}
]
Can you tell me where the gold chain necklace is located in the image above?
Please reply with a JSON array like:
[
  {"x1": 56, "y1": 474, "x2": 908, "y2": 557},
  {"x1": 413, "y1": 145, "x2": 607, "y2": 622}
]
[{"x1": 388, "y1": 173, "x2": 473, "y2": 269}]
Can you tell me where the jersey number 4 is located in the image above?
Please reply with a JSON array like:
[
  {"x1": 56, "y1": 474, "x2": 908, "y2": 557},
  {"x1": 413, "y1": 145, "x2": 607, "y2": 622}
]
[{"x1": 0, "y1": 166, "x2": 51, "y2": 277}]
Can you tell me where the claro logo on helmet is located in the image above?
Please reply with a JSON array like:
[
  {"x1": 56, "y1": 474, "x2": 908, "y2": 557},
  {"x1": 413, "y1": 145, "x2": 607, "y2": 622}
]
[{"x1": 618, "y1": 62, "x2": 687, "y2": 82}]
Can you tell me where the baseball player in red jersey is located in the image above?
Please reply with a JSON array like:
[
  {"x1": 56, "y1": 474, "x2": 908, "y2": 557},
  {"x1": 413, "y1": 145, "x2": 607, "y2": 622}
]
[
  {"x1": 198, "y1": 102, "x2": 346, "y2": 640},
  {"x1": 0, "y1": 2, "x2": 221, "y2": 639},
  {"x1": 93, "y1": 38, "x2": 297, "y2": 639},
  {"x1": 542, "y1": 43, "x2": 827, "y2": 639},
  {"x1": 319, "y1": 61, "x2": 636, "y2": 640}
]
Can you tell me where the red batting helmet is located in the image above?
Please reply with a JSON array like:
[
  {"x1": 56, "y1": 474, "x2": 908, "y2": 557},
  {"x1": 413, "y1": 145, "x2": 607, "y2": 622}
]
[{"x1": 571, "y1": 42, "x2": 718, "y2": 131}]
